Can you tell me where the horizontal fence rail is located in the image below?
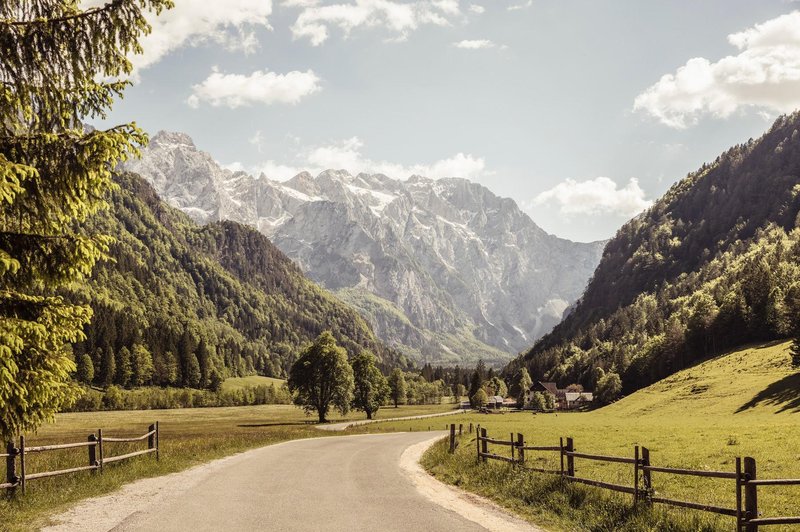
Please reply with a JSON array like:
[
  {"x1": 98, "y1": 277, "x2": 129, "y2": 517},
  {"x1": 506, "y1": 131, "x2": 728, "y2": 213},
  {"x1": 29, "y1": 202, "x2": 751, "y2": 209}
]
[
  {"x1": 3, "y1": 422, "x2": 159, "y2": 496},
  {"x1": 464, "y1": 425, "x2": 800, "y2": 531}
]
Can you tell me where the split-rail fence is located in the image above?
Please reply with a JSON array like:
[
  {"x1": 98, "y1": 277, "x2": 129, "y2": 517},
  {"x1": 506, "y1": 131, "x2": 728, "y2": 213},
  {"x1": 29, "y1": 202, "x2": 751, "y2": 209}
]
[
  {"x1": 444, "y1": 423, "x2": 800, "y2": 532},
  {"x1": 2, "y1": 422, "x2": 159, "y2": 496}
]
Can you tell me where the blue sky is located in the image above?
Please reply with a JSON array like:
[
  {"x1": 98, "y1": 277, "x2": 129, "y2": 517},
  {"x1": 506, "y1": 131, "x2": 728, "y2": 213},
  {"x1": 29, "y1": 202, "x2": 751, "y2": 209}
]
[{"x1": 97, "y1": 0, "x2": 800, "y2": 242}]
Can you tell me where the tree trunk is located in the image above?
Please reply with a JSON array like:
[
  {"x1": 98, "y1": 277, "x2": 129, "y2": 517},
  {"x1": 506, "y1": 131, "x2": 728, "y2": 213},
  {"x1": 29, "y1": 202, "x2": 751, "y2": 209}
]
[
  {"x1": 366, "y1": 411, "x2": 373, "y2": 420},
  {"x1": 317, "y1": 406, "x2": 326, "y2": 424}
]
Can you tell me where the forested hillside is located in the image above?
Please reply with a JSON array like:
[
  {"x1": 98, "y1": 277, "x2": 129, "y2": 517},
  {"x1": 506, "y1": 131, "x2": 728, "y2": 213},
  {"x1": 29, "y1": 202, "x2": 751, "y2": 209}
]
[
  {"x1": 67, "y1": 173, "x2": 402, "y2": 390},
  {"x1": 507, "y1": 112, "x2": 800, "y2": 396}
]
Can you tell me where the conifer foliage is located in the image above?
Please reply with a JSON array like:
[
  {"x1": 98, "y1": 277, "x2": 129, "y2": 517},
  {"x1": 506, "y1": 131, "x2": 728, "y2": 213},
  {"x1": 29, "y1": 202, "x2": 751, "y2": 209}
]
[{"x1": 0, "y1": 0, "x2": 171, "y2": 440}]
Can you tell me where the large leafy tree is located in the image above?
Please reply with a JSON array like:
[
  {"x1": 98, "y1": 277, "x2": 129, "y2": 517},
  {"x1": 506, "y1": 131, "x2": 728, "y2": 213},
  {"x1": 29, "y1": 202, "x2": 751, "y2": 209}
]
[
  {"x1": 0, "y1": 0, "x2": 171, "y2": 440},
  {"x1": 288, "y1": 331, "x2": 354, "y2": 423},
  {"x1": 351, "y1": 351, "x2": 389, "y2": 420}
]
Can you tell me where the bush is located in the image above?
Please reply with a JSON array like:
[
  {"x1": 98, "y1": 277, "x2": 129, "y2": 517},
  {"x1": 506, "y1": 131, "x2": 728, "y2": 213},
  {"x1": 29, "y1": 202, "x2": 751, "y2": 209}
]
[{"x1": 471, "y1": 389, "x2": 488, "y2": 408}]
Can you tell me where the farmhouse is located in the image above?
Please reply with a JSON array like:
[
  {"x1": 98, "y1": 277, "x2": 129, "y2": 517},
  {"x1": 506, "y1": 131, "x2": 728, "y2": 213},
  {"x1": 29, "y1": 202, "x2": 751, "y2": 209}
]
[
  {"x1": 487, "y1": 395, "x2": 505, "y2": 409},
  {"x1": 526, "y1": 381, "x2": 593, "y2": 410}
]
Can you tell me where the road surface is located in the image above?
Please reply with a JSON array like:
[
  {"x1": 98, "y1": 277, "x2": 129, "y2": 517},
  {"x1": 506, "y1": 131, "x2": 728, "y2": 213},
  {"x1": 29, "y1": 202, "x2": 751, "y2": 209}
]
[
  {"x1": 44, "y1": 432, "x2": 540, "y2": 532},
  {"x1": 317, "y1": 409, "x2": 468, "y2": 431}
]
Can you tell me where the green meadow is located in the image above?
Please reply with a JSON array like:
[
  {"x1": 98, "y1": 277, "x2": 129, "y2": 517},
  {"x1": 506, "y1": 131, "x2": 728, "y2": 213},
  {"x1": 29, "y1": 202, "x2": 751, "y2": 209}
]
[
  {"x1": 356, "y1": 341, "x2": 800, "y2": 531},
  {"x1": 219, "y1": 375, "x2": 287, "y2": 392}
]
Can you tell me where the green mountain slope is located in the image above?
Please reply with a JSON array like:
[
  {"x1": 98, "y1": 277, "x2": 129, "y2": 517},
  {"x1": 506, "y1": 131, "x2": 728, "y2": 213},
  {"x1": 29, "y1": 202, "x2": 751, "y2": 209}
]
[
  {"x1": 67, "y1": 172, "x2": 403, "y2": 389},
  {"x1": 509, "y1": 112, "x2": 800, "y2": 394}
]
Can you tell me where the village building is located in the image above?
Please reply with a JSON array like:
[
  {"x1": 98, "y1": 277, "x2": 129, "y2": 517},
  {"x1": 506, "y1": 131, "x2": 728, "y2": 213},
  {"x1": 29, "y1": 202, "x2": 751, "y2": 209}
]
[{"x1": 526, "y1": 381, "x2": 593, "y2": 410}]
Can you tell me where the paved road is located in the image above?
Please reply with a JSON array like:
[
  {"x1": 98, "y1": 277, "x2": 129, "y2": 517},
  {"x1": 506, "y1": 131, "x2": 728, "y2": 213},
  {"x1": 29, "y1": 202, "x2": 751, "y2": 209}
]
[
  {"x1": 109, "y1": 432, "x2": 504, "y2": 532},
  {"x1": 318, "y1": 409, "x2": 468, "y2": 431}
]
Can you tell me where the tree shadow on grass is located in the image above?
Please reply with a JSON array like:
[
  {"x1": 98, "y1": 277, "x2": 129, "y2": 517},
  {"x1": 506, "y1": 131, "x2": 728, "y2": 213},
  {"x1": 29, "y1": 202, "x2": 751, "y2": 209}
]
[
  {"x1": 737, "y1": 373, "x2": 800, "y2": 413},
  {"x1": 237, "y1": 422, "x2": 315, "y2": 428}
]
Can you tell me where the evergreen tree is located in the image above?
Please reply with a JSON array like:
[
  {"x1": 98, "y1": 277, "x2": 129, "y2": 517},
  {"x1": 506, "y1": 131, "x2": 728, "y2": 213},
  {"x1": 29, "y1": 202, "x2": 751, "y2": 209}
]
[
  {"x1": 101, "y1": 347, "x2": 116, "y2": 387},
  {"x1": 351, "y1": 351, "x2": 389, "y2": 420},
  {"x1": 116, "y1": 346, "x2": 133, "y2": 388},
  {"x1": 513, "y1": 367, "x2": 532, "y2": 407},
  {"x1": 467, "y1": 370, "x2": 481, "y2": 400},
  {"x1": 0, "y1": 0, "x2": 172, "y2": 439},
  {"x1": 388, "y1": 368, "x2": 407, "y2": 408},
  {"x1": 131, "y1": 343, "x2": 154, "y2": 386},
  {"x1": 76, "y1": 354, "x2": 94, "y2": 384},
  {"x1": 185, "y1": 353, "x2": 201, "y2": 388},
  {"x1": 154, "y1": 350, "x2": 178, "y2": 386}
]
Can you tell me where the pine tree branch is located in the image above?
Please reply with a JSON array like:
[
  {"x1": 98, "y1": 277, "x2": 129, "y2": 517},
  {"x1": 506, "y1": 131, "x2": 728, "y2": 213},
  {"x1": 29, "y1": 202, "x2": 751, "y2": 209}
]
[{"x1": 0, "y1": 1, "x2": 124, "y2": 27}]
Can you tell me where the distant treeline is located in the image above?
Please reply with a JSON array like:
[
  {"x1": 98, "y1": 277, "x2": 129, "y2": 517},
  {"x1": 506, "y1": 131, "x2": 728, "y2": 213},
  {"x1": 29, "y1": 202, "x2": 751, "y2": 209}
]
[{"x1": 65, "y1": 383, "x2": 292, "y2": 412}]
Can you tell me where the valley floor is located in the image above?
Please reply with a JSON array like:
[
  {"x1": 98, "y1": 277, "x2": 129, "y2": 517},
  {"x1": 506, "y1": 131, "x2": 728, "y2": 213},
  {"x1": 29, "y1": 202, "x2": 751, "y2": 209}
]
[
  {"x1": 0, "y1": 403, "x2": 456, "y2": 531},
  {"x1": 353, "y1": 341, "x2": 800, "y2": 531}
]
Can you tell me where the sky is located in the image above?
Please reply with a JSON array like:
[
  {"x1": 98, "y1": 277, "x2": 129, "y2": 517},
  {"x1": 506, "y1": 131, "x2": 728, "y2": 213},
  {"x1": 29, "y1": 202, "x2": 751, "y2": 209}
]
[{"x1": 94, "y1": 0, "x2": 800, "y2": 242}]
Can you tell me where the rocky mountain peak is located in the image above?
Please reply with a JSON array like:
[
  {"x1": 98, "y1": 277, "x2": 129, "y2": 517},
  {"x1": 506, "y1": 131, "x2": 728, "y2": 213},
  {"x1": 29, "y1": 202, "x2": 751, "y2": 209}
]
[{"x1": 122, "y1": 131, "x2": 605, "y2": 365}]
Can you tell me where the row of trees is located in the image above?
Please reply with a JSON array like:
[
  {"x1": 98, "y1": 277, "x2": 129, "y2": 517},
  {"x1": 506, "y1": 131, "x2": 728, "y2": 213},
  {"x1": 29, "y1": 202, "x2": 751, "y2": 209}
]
[
  {"x1": 67, "y1": 382, "x2": 291, "y2": 412},
  {"x1": 288, "y1": 332, "x2": 455, "y2": 423},
  {"x1": 289, "y1": 332, "x2": 389, "y2": 422}
]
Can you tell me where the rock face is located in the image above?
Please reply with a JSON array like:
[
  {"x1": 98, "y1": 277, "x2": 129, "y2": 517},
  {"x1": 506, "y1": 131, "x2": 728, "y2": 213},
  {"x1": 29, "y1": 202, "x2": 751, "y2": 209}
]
[{"x1": 124, "y1": 131, "x2": 605, "y2": 365}]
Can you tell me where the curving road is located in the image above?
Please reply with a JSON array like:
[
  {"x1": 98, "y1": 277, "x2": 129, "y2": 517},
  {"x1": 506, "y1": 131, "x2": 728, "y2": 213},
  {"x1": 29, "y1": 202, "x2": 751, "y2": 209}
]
[{"x1": 45, "y1": 432, "x2": 540, "y2": 532}]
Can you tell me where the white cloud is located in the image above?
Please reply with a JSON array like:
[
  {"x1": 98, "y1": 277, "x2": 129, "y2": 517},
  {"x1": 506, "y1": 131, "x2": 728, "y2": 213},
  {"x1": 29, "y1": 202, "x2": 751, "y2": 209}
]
[
  {"x1": 634, "y1": 11, "x2": 800, "y2": 128},
  {"x1": 286, "y1": 0, "x2": 461, "y2": 46},
  {"x1": 532, "y1": 177, "x2": 652, "y2": 217},
  {"x1": 187, "y1": 68, "x2": 322, "y2": 108},
  {"x1": 453, "y1": 39, "x2": 497, "y2": 49},
  {"x1": 468, "y1": 4, "x2": 485, "y2": 14},
  {"x1": 106, "y1": 0, "x2": 273, "y2": 74},
  {"x1": 507, "y1": 0, "x2": 532, "y2": 11},
  {"x1": 226, "y1": 136, "x2": 486, "y2": 181},
  {"x1": 303, "y1": 137, "x2": 486, "y2": 179}
]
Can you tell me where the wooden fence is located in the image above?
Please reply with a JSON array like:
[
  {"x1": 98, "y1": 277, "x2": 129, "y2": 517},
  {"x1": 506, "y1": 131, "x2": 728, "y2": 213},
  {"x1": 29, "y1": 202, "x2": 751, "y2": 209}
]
[
  {"x1": 2, "y1": 422, "x2": 159, "y2": 496},
  {"x1": 460, "y1": 424, "x2": 800, "y2": 532}
]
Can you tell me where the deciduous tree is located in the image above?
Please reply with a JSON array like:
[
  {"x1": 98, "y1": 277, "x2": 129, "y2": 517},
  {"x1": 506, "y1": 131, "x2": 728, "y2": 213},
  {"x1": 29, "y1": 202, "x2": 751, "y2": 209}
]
[
  {"x1": 351, "y1": 351, "x2": 389, "y2": 420},
  {"x1": 288, "y1": 331, "x2": 354, "y2": 423}
]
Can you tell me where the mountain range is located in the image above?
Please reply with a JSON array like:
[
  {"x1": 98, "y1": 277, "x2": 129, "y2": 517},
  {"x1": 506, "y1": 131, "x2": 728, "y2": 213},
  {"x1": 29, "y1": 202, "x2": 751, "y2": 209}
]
[{"x1": 123, "y1": 132, "x2": 605, "y2": 365}]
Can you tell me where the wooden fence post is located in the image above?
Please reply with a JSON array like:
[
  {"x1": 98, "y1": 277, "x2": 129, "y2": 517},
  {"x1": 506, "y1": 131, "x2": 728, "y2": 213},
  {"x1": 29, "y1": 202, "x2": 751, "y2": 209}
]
[
  {"x1": 641, "y1": 447, "x2": 652, "y2": 502},
  {"x1": 155, "y1": 421, "x2": 160, "y2": 461},
  {"x1": 88, "y1": 433, "x2": 97, "y2": 470},
  {"x1": 744, "y1": 457, "x2": 758, "y2": 532},
  {"x1": 449, "y1": 424, "x2": 456, "y2": 453},
  {"x1": 5, "y1": 441, "x2": 17, "y2": 497},
  {"x1": 736, "y1": 457, "x2": 743, "y2": 532},
  {"x1": 565, "y1": 437, "x2": 575, "y2": 478},
  {"x1": 634, "y1": 445, "x2": 639, "y2": 506},
  {"x1": 469, "y1": 423, "x2": 473, "y2": 434},
  {"x1": 559, "y1": 437, "x2": 565, "y2": 480},
  {"x1": 480, "y1": 427, "x2": 488, "y2": 462},
  {"x1": 510, "y1": 433, "x2": 515, "y2": 463},
  {"x1": 18, "y1": 435, "x2": 25, "y2": 495},
  {"x1": 476, "y1": 424, "x2": 481, "y2": 461},
  {"x1": 459, "y1": 424, "x2": 463, "y2": 435},
  {"x1": 98, "y1": 429, "x2": 104, "y2": 471},
  {"x1": 516, "y1": 433, "x2": 524, "y2": 464}
]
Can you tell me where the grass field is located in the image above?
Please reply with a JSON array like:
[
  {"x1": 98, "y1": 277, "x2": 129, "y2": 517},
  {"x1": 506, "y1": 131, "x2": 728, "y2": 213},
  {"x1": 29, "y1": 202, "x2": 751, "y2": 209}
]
[
  {"x1": 356, "y1": 341, "x2": 800, "y2": 531},
  {"x1": 0, "y1": 402, "x2": 457, "y2": 531},
  {"x1": 220, "y1": 375, "x2": 287, "y2": 392}
]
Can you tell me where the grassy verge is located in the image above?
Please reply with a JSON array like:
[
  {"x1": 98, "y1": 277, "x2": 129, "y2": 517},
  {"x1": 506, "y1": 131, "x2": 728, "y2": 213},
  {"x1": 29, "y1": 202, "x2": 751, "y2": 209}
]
[
  {"x1": 0, "y1": 403, "x2": 456, "y2": 531},
  {"x1": 220, "y1": 375, "x2": 287, "y2": 392},
  {"x1": 356, "y1": 342, "x2": 800, "y2": 531}
]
